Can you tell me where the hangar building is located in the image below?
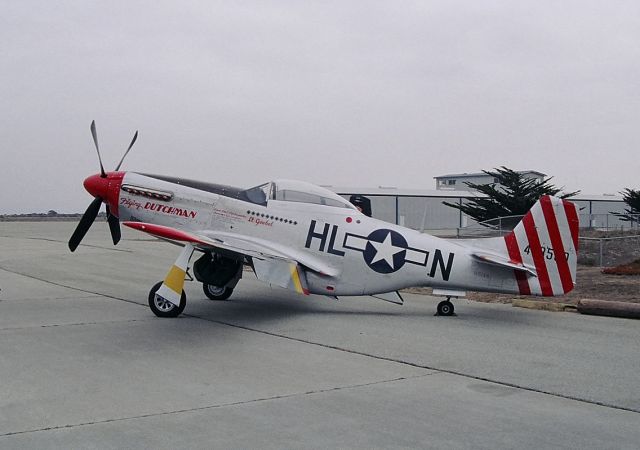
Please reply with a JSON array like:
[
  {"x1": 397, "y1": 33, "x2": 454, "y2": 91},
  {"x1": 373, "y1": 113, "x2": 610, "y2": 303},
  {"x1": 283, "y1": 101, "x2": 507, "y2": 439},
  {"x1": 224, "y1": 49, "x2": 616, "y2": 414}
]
[
  {"x1": 329, "y1": 185, "x2": 628, "y2": 235},
  {"x1": 434, "y1": 171, "x2": 546, "y2": 191}
]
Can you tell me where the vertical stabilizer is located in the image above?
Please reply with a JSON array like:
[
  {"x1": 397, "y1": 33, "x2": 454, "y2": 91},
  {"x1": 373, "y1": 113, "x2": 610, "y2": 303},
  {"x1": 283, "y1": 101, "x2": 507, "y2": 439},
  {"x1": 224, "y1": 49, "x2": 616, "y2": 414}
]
[{"x1": 504, "y1": 196, "x2": 579, "y2": 296}]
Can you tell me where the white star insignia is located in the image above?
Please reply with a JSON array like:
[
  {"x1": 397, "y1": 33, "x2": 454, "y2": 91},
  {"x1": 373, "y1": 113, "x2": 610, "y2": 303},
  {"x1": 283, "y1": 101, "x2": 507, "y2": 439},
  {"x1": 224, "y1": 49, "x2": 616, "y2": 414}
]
[{"x1": 370, "y1": 232, "x2": 405, "y2": 269}]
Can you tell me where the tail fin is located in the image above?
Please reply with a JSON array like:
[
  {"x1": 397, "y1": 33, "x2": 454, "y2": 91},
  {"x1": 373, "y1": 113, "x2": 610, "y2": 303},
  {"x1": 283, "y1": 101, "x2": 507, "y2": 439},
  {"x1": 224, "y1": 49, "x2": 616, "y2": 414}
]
[{"x1": 504, "y1": 196, "x2": 579, "y2": 296}]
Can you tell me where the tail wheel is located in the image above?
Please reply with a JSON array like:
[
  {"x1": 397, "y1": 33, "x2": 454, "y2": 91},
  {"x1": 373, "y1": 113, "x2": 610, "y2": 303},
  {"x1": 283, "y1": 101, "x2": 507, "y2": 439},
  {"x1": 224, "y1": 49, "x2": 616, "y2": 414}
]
[
  {"x1": 148, "y1": 281, "x2": 186, "y2": 318},
  {"x1": 203, "y1": 283, "x2": 233, "y2": 301}
]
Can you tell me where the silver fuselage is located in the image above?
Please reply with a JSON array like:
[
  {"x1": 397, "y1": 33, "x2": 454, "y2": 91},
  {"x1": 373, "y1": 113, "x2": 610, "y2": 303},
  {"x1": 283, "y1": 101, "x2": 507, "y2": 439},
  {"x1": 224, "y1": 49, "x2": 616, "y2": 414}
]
[{"x1": 117, "y1": 172, "x2": 521, "y2": 297}]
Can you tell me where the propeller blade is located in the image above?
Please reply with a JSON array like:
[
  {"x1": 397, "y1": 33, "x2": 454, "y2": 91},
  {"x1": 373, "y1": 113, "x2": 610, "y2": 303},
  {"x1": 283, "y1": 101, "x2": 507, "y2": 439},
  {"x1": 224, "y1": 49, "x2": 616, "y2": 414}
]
[
  {"x1": 69, "y1": 197, "x2": 103, "y2": 252},
  {"x1": 106, "y1": 205, "x2": 121, "y2": 245},
  {"x1": 90, "y1": 120, "x2": 107, "y2": 178},
  {"x1": 114, "y1": 130, "x2": 138, "y2": 171}
]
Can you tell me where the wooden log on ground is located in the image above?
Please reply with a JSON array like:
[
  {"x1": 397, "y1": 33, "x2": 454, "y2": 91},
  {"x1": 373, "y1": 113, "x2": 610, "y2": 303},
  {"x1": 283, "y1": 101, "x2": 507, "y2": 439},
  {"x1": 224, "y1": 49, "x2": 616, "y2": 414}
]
[{"x1": 577, "y1": 299, "x2": 640, "y2": 319}]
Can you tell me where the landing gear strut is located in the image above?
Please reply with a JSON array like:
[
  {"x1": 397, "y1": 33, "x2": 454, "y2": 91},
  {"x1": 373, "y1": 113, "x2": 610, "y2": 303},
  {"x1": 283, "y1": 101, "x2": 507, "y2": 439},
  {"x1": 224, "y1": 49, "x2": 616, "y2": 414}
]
[
  {"x1": 436, "y1": 297, "x2": 455, "y2": 316},
  {"x1": 148, "y1": 243, "x2": 193, "y2": 318}
]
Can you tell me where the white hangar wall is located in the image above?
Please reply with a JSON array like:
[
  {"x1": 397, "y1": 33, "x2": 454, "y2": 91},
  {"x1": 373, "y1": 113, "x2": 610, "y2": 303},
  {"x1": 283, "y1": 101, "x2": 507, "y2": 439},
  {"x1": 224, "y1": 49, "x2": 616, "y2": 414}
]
[{"x1": 330, "y1": 187, "x2": 630, "y2": 233}]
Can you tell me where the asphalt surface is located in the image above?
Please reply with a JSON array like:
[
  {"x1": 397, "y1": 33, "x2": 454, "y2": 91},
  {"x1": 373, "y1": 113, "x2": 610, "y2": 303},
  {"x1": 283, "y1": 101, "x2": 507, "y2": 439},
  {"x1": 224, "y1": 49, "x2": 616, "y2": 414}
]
[{"x1": 1, "y1": 222, "x2": 639, "y2": 449}]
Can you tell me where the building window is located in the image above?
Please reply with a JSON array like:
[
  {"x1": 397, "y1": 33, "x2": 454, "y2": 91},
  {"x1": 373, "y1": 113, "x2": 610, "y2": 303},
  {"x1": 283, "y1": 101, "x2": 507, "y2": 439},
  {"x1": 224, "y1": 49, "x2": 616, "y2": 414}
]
[{"x1": 447, "y1": 179, "x2": 456, "y2": 185}]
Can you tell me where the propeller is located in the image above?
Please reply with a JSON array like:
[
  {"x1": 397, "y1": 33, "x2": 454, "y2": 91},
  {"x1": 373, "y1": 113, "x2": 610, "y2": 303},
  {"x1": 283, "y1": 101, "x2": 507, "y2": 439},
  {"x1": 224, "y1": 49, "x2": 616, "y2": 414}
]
[
  {"x1": 105, "y1": 205, "x2": 121, "y2": 245},
  {"x1": 90, "y1": 120, "x2": 106, "y2": 178},
  {"x1": 69, "y1": 197, "x2": 102, "y2": 252},
  {"x1": 115, "y1": 130, "x2": 138, "y2": 171},
  {"x1": 68, "y1": 121, "x2": 138, "y2": 252}
]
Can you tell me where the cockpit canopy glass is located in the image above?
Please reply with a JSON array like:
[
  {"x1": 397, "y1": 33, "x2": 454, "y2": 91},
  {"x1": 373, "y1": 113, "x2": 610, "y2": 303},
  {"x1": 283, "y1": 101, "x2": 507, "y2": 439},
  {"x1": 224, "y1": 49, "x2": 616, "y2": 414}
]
[
  {"x1": 244, "y1": 182, "x2": 272, "y2": 205},
  {"x1": 274, "y1": 180, "x2": 356, "y2": 209},
  {"x1": 274, "y1": 189, "x2": 350, "y2": 208},
  {"x1": 244, "y1": 180, "x2": 356, "y2": 210}
]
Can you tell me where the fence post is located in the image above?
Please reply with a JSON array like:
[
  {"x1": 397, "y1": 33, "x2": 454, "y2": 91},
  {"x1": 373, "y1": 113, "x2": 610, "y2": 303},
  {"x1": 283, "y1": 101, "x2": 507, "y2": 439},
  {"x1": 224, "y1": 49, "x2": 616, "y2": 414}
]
[
  {"x1": 395, "y1": 196, "x2": 399, "y2": 225},
  {"x1": 599, "y1": 239, "x2": 603, "y2": 267}
]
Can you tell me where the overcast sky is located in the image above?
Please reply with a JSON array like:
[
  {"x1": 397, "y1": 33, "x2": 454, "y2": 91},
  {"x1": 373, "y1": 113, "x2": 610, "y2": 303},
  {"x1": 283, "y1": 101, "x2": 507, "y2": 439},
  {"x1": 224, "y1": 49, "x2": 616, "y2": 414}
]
[{"x1": 1, "y1": 0, "x2": 639, "y2": 213}]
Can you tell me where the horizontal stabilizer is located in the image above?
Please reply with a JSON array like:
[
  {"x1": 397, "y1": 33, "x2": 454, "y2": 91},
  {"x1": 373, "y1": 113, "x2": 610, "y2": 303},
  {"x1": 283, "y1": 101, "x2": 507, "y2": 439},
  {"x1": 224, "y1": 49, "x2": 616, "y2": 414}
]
[{"x1": 471, "y1": 252, "x2": 537, "y2": 277}]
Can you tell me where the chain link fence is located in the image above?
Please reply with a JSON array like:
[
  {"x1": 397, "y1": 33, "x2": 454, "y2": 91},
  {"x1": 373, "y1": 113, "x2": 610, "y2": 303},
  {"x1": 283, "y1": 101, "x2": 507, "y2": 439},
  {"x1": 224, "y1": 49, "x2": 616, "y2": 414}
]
[
  {"x1": 578, "y1": 234, "x2": 640, "y2": 267},
  {"x1": 460, "y1": 213, "x2": 640, "y2": 236},
  {"x1": 453, "y1": 214, "x2": 640, "y2": 267},
  {"x1": 580, "y1": 213, "x2": 640, "y2": 231}
]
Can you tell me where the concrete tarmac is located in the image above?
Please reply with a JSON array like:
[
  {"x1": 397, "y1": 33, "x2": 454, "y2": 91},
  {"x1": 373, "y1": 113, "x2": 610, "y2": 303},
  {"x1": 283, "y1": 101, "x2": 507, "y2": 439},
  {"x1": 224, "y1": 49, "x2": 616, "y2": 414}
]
[{"x1": 1, "y1": 222, "x2": 639, "y2": 449}]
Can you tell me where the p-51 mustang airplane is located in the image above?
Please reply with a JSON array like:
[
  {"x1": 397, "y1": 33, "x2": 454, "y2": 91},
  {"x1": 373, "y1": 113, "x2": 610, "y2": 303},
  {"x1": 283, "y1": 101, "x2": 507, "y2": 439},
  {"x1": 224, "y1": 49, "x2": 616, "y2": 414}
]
[{"x1": 69, "y1": 122, "x2": 579, "y2": 317}]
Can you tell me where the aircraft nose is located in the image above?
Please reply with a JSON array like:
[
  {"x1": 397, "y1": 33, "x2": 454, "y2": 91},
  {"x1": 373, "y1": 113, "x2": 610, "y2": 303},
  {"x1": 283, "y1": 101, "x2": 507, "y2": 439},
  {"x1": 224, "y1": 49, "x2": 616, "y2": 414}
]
[
  {"x1": 83, "y1": 174, "x2": 108, "y2": 199},
  {"x1": 82, "y1": 171, "x2": 125, "y2": 217}
]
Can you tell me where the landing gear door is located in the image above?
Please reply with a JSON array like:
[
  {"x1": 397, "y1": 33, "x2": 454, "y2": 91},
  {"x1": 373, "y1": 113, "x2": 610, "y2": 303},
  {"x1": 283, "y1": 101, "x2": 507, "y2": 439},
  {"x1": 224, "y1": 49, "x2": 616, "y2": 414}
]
[{"x1": 252, "y1": 259, "x2": 309, "y2": 295}]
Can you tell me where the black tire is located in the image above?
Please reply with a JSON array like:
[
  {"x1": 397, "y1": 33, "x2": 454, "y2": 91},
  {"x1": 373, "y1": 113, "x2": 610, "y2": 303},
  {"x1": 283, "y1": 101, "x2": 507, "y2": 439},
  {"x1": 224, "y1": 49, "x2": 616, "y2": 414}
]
[
  {"x1": 148, "y1": 281, "x2": 186, "y2": 318},
  {"x1": 202, "y1": 283, "x2": 233, "y2": 301},
  {"x1": 437, "y1": 300, "x2": 455, "y2": 316}
]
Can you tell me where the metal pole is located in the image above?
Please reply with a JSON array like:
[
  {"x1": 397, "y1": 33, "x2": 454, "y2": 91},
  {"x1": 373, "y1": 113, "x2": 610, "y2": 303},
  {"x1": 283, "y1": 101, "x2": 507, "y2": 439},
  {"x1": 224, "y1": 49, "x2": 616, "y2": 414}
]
[
  {"x1": 395, "y1": 196, "x2": 399, "y2": 225},
  {"x1": 599, "y1": 239, "x2": 603, "y2": 267},
  {"x1": 457, "y1": 198, "x2": 462, "y2": 238},
  {"x1": 419, "y1": 204, "x2": 427, "y2": 233}
]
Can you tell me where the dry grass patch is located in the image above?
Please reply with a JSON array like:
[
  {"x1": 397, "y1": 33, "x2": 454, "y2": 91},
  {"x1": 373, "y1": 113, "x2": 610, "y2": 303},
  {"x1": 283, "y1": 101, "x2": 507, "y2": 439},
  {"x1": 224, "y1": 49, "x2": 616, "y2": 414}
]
[{"x1": 602, "y1": 259, "x2": 640, "y2": 276}]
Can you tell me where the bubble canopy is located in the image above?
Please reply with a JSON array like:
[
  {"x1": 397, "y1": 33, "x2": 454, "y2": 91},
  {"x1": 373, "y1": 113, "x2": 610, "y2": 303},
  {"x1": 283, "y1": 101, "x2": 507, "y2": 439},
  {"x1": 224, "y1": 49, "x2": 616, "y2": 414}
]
[{"x1": 244, "y1": 179, "x2": 357, "y2": 210}]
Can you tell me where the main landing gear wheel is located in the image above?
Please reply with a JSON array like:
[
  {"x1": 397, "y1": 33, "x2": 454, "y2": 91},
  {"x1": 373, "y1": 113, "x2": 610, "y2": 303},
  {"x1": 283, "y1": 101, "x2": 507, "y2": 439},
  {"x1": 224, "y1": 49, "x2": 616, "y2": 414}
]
[
  {"x1": 148, "y1": 281, "x2": 186, "y2": 318},
  {"x1": 202, "y1": 283, "x2": 233, "y2": 301},
  {"x1": 437, "y1": 300, "x2": 455, "y2": 316}
]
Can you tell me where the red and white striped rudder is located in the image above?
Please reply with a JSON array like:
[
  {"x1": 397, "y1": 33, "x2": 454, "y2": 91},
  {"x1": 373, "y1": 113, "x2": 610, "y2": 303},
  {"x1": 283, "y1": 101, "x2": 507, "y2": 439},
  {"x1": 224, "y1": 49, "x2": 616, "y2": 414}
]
[{"x1": 504, "y1": 196, "x2": 579, "y2": 296}]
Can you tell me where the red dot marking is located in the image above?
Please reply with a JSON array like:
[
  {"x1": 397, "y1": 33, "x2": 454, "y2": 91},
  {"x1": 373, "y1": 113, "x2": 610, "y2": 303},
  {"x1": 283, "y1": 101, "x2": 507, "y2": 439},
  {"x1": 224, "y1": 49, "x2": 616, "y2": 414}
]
[{"x1": 346, "y1": 217, "x2": 352, "y2": 223}]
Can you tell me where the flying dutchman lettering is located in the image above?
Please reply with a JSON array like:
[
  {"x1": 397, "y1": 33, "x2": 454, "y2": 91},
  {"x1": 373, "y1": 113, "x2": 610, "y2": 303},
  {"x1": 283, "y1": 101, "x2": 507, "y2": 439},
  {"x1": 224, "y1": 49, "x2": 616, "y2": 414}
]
[
  {"x1": 144, "y1": 202, "x2": 197, "y2": 219},
  {"x1": 429, "y1": 249, "x2": 455, "y2": 281},
  {"x1": 120, "y1": 197, "x2": 143, "y2": 210}
]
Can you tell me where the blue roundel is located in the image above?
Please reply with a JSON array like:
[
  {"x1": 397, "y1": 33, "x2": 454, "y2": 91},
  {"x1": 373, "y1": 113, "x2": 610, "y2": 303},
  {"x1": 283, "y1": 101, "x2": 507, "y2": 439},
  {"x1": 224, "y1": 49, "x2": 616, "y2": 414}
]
[{"x1": 363, "y1": 229, "x2": 408, "y2": 274}]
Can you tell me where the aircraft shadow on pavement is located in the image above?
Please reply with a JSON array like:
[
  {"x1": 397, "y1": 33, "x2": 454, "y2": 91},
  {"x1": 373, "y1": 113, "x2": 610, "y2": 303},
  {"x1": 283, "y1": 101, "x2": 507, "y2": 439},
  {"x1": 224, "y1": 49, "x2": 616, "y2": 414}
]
[{"x1": 179, "y1": 290, "x2": 540, "y2": 329}]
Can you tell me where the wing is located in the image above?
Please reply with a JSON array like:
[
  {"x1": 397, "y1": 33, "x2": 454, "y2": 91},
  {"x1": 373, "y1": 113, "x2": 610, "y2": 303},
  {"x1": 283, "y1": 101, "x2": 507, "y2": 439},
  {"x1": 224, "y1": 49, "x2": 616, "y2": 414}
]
[{"x1": 123, "y1": 222, "x2": 338, "y2": 293}]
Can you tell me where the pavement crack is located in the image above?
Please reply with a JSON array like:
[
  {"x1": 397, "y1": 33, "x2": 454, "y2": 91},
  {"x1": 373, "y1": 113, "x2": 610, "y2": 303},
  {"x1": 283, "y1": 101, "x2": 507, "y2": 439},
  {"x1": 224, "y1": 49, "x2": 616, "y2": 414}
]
[
  {"x1": 0, "y1": 374, "x2": 430, "y2": 438},
  {"x1": 0, "y1": 266, "x2": 146, "y2": 309},
  {"x1": 2, "y1": 295, "x2": 101, "y2": 302},
  {"x1": 0, "y1": 236, "x2": 133, "y2": 252},
  {"x1": 186, "y1": 314, "x2": 640, "y2": 416},
  {"x1": 0, "y1": 318, "x2": 152, "y2": 332}
]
